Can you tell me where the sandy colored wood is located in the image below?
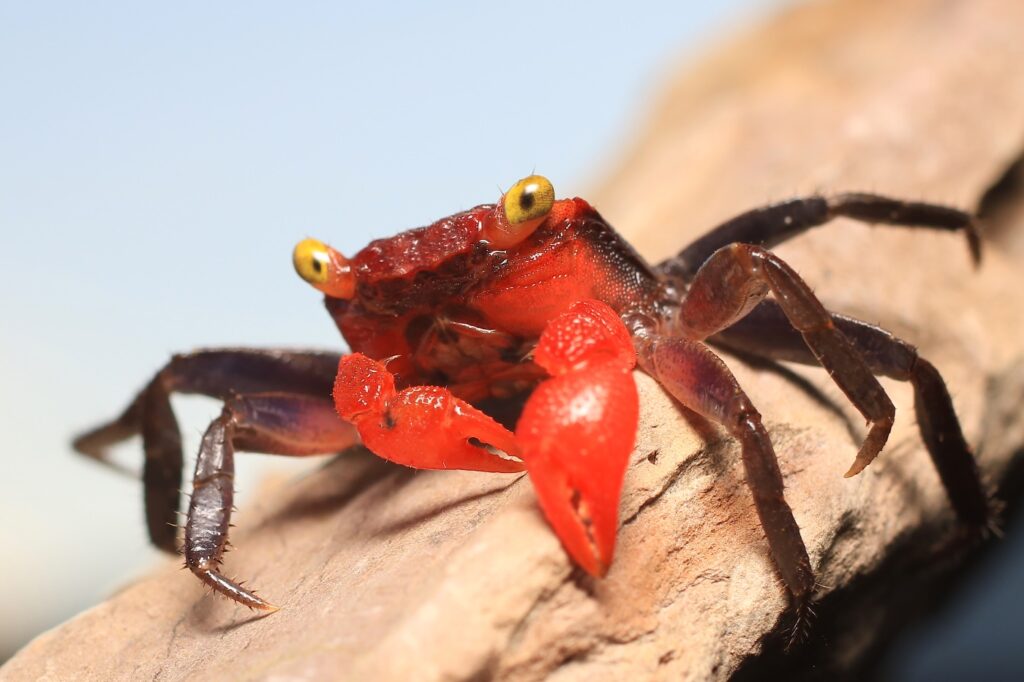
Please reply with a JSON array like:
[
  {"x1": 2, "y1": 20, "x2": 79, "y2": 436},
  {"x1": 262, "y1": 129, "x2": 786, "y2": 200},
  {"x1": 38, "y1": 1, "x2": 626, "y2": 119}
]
[{"x1": 6, "y1": 0, "x2": 1024, "y2": 679}]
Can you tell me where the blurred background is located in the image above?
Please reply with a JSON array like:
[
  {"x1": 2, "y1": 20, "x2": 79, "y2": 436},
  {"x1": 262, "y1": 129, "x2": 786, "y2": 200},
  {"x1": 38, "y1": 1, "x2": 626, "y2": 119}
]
[{"x1": 1, "y1": 1, "x2": 1021, "y2": 677}]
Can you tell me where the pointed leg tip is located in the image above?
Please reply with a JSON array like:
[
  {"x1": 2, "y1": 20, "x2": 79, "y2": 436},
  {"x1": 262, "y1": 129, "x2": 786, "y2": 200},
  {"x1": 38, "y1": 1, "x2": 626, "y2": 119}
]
[
  {"x1": 967, "y1": 220, "x2": 983, "y2": 267},
  {"x1": 785, "y1": 599, "x2": 817, "y2": 651},
  {"x1": 70, "y1": 434, "x2": 89, "y2": 455},
  {"x1": 71, "y1": 430, "x2": 109, "y2": 461},
  {"x1": 843, "y1": 457, "x2": 870, "y2": 478},
  {"x1": 845, "y1": 420, "x2": 890, "y2": 478}
]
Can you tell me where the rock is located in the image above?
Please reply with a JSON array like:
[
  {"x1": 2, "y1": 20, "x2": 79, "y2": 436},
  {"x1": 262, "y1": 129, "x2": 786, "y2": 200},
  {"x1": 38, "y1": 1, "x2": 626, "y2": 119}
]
[{"x1": 5, "y1": 0, "x2": 1024, "y2": 679}]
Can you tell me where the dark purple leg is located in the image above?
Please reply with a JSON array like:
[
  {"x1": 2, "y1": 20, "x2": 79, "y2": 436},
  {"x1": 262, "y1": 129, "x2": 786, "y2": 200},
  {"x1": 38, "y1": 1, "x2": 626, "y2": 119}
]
[
  {"x1": 634, "y1": 335, "x2": 815, "y2": 624},
  {"x1": 660, "y1": 194, "x2": 979, "y2": 281},
  {"x1": 184, "y1": 392, "x2": 356, "y2": 610},
  {"x1": 73, "y1": 349, "x2": 342, "y2": 552},
  {"x1": 711, "y1": 301, "x2": 991, "y2": 528},
  {"x1": 676, "y1": 243, "x2": 896, "y2": 477}
]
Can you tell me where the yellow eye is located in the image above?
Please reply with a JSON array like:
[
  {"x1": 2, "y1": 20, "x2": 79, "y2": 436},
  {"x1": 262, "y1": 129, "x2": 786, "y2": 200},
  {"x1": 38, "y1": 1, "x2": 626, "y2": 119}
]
[
  {"x1": 293, "y1": 238, "x2": 332, "y2": 285},
  {"x1": 292, "y1": 237, "x2": 356, "y2": 299},
  {"x1": 503, "y1": 175, "x2": 555, "y2": 225}
]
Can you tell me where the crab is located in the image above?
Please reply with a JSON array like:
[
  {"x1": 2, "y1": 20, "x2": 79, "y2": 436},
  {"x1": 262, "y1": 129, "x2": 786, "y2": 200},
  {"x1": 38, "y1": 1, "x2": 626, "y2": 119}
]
[{"x1": 74, "y1": 174, "x2": 991, "y2": 619}]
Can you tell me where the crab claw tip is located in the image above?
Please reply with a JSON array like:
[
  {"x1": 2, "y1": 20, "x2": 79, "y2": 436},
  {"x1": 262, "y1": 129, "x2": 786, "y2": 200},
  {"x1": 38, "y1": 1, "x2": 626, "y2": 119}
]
[{"x1": 527, "y1": 472, "x2": 619, "y2": 578}]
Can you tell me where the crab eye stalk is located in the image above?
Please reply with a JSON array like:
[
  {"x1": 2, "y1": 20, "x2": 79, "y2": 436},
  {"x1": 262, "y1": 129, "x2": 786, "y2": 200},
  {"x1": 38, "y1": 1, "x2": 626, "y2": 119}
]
[
  {"x1": 293, "y1": 238, "x2": 356, "y2": 299},
  {"x1": 483, "y1": 174, "x2": 556, "y2": 248},
  {"x1": 505, "y1": 174, "x2": 555, "y2": 225}
]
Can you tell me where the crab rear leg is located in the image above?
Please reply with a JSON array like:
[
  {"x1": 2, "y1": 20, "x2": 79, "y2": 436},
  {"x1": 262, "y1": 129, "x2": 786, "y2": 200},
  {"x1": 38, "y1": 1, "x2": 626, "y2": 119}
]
[
  {"x1": 662, "y1": 193, "x2": 980, "y2": 281},
  {"x1": 332, "y1": 354, "x2": 524, "y2": 473},
  {"x1": 516, "y1": 300, "x2": 639, "y2": 577},
  {"x1": 73, "y1": 348, "x2": 342, "y2": 552},
  {"x1": 712, "y1": 301, "x2": 992, "y2": 528}
]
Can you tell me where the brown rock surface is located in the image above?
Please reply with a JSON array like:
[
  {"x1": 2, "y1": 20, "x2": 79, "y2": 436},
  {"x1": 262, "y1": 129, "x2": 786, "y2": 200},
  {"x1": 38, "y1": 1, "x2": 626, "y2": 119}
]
[{"x1": 6, "y1": 0, "x2": 1024, "y2": 679}]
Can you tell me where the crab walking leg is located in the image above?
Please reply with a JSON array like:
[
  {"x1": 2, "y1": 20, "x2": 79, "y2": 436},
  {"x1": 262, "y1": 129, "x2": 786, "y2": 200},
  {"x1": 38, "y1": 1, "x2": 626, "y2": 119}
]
[
  {"x1": 712, "y1": 301, "x2": 991, "y2": 527},
  {"x1": 636, "y1": 335, "x2": 815, "y2": 609},
  {"x1": 185, "y1": 392, "x2": 358, "y2": 610},
  {"x1": 333, "y1": 354, "x2": 525, "y2": 473},
  {"x1": 73, "y1": 348, "x2": 342, "y2": 552},
  {"x1": 515, "y1": 300, "x2": 639, "y2": 577},
  {"x1": 74, "y1": 348, "x2": 341, "y2": 456},
  {"x1": 661, "y1": 194, "x2": 980, "y2": 281},
  {"x1": 678, "y1": 243, "x2": 896, "y2": 477}
]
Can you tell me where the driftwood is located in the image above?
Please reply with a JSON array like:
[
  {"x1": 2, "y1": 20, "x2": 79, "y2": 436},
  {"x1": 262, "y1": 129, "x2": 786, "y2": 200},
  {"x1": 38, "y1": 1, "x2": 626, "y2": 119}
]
[{"x1": 5, "y1": 0, "x2": 1024, "y2": 679}]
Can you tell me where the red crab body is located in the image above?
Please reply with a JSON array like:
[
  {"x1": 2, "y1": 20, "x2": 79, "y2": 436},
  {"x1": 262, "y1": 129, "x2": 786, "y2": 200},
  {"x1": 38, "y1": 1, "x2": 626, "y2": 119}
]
[{"x1": 75, "y1": 173, "x2": 989, "y2": 620}]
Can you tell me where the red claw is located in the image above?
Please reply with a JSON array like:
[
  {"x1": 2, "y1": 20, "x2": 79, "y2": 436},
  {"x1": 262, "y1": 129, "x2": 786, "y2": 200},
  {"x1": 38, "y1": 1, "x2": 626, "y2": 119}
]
[
  {"x1": 516, "y1": 300, "x2": 639, "y2": 576},
  {"x1": 334, "y1": 353, "x2": 524, "y2": 473}
]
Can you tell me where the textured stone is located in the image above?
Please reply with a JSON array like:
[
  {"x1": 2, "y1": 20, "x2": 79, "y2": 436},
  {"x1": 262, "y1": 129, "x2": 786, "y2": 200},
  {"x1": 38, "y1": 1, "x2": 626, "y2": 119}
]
[{"x1": 5, "y1": 0, "x2": 1024, "y2": 679}]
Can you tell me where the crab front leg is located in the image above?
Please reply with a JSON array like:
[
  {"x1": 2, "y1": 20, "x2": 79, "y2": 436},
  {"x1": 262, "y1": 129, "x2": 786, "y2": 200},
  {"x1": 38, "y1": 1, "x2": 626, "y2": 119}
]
[
  {"x1": 185, "y1": 391, "x2": 358, "y2": 610},
  {"x1": 332, "y1": 355, "x2": 525, "y2": 473},
  {"x1": 515, "y1": 300, "x2": 639, "y2": 577}
]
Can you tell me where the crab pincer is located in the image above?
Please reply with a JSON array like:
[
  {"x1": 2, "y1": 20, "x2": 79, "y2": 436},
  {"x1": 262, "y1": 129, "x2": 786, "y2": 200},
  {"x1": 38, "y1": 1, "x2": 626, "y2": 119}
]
[
  {"x1": 333, "y1": 353, "x2": 524, "y2": 473},
  {"x1": 516, "y1": 300, "x2": 639, "y2": 577}
]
